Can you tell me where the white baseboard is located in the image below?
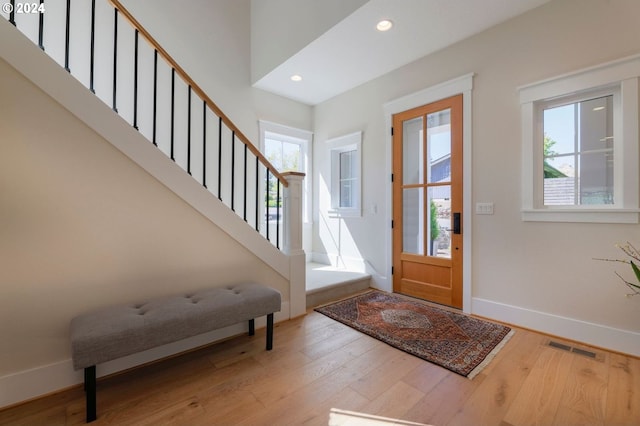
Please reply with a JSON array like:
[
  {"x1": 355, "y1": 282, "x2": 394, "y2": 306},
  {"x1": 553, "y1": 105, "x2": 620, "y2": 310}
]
[
  {"x1": 310, "y1": 252, "x2": 339, "y2": 267},
  {"x1": 472, "y1": 297, "x2": 640, "y2": 356},
  {"x1": 0, "y1": 359, "x2": 83, "y2": 412},
  {"x1": 0, "y1": 305, "x2": 289, "y2": 410}
]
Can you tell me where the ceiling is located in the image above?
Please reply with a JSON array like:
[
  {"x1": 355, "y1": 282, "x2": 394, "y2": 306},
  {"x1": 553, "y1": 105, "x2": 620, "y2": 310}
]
[{"x1": 252, "y1": 0, "x2": 550, "y2": 106}]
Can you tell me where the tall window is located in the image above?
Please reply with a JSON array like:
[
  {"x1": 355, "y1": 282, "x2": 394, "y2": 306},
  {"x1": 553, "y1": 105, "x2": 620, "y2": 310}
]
[
  {"x1": 328, "y1": 131, "x2": 362, "y2": 217},
  {"x1": 259, "y1": 120, "x2": 312, "y2": 223}
]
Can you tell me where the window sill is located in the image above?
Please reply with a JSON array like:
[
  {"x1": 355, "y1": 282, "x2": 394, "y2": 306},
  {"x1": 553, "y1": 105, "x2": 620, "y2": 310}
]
[{"x1": 522, "y1": 209, "x2": 640, "y2": 224}]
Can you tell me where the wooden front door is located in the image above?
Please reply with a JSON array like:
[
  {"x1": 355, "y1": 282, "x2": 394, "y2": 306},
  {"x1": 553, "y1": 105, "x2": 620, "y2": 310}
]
[{"x1": 392, "y1": 94, "x2": 463, "y2": 308}]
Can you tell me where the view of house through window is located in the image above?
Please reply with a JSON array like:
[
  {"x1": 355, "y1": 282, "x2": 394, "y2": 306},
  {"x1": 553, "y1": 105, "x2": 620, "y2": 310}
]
[{"x1": 543, "y1": 94, "x2": 614, "y2": 206}]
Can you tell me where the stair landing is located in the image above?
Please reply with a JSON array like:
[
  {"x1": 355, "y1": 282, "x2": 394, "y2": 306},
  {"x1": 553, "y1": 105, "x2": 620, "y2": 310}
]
[{"x1": 306, "y1": 262, "x2": 371, "y2": 308}]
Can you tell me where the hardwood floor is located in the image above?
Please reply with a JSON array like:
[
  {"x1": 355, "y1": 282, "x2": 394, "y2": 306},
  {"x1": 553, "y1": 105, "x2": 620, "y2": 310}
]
[{"x1": 1, "y1": 310, "x2": 639, "y2": 425}]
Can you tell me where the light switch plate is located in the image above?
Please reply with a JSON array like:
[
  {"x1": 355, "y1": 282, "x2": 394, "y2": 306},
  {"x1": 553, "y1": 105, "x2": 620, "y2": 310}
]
[{"x1": 475, "y1": 202, "x2": 494, "y2": 215}]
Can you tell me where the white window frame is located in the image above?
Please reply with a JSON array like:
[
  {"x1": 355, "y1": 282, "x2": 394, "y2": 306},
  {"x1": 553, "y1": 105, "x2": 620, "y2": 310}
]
[
  {"x1": 328, "y1": 131, "x2": 362, "y2": 218},
  {"x1": 519, "y1": 54, "x2": 640, "y2": 223},
  {"x1": 259, "y1": 120, "x2": 312, "y2": 224}
]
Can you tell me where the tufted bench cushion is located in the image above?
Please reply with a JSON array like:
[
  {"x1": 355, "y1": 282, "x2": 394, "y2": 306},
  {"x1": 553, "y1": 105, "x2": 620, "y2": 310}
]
[
  {"x1": 70, "y1": 282, "x2": 281, "y2": 370},
  {"x1": 70, "y1": 282, "x2": 281, "y2": 422}
]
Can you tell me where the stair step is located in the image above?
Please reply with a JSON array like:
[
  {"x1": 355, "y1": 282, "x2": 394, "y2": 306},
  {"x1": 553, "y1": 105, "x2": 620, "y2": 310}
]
[{"x1": 306, "y1": 263, "x2": 371, "y2": 308}]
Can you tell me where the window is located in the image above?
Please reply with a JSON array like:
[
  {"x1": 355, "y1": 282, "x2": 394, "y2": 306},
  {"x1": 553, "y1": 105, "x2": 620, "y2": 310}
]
[
  {"x1": 519, "y1": 55, "x2": 640, "y2": 223},
  {"x1": 259, "y1": 120, "x2": 312, "y2": 223},
  {"x1": 328, "y1": 132, "x2": 362, "y2": 217},
  {"x1": 542, "y1": 92, "x2": 614, "y2": 206}
]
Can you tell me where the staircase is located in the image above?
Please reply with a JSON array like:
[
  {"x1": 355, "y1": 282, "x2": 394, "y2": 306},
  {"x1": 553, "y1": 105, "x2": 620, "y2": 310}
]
[{"x1": 0, "y1": 1, "x2": 306, "y2": 315}]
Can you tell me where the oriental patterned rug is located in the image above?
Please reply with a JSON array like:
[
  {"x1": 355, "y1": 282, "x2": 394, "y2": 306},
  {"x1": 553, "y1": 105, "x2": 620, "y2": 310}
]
[{"x1": 315, "y1": 291, "x2": 514, "y2": 379}]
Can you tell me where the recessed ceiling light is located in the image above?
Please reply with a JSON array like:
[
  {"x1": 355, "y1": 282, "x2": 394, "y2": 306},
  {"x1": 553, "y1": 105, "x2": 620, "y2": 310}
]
[
  {"x1": 290, "y1": 74, "x2": 302, "y2": 82},
  {"x1": 376, "y1": 19, "x2": 393, "y2": 32}
]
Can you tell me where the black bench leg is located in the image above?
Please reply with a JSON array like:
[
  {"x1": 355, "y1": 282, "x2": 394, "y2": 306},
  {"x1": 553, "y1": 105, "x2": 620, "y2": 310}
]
[
  {"x1": 266, "y1": 313, "x2": 274, "y2": 351},
  {"x1": 248, "y1": 318, "x2": 255, "y2": 336},
  {"x1": 84, "y1": 366, "x2": 97, "y2": 422}
]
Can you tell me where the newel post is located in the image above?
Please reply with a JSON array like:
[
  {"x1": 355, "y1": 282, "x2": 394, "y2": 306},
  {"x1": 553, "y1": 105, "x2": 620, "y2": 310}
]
[{"x1": 282, "y1": 172, "x2": 306, "y2": 317}]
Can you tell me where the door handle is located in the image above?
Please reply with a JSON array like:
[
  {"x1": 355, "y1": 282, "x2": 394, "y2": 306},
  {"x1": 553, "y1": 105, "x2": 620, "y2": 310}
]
[{"x1": 453, "y1": 212, "x2": 461, "y2": 235}]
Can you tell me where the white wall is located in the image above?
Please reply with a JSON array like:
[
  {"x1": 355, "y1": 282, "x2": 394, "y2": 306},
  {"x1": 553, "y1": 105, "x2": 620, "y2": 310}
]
[{"x1": 313, "y1": 0, "x2": 640, "y2": 354}]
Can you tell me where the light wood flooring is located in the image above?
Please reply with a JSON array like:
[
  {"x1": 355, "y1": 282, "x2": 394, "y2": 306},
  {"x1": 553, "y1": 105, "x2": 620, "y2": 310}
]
[{"x1": 1, "y1": 309, "x2": 639, "y2": 425}]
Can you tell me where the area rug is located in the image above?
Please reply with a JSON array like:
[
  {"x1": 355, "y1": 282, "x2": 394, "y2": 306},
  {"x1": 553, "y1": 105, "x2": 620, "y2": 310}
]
[{"x1": 315, "y1": 291, "x2": 514, "y2": 379}]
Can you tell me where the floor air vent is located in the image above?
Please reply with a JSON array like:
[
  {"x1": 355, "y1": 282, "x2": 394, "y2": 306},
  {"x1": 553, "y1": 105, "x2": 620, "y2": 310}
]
[{"x1": 546, "y1": 340, "x2": 603, "y2": 361}]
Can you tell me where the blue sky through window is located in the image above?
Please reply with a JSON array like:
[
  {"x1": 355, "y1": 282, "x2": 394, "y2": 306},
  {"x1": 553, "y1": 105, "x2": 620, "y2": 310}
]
[{"x1": 544, "y1": 104, "x2": 576, "y2": 176}]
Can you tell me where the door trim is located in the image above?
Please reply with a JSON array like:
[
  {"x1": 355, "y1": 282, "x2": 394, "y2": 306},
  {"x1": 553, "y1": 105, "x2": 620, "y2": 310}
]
[{"x1": 383, "y1": 73, "x2": 474, "y2": 313}]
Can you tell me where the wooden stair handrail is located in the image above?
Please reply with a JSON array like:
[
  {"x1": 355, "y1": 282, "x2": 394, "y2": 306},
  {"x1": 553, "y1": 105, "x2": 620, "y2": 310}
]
[{"x1": 108, "y1": 0, "x2": 288, "y2": 187}]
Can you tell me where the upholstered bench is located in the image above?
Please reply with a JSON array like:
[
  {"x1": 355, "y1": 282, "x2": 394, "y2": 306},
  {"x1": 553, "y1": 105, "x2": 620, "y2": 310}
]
[{"x1": 70, "y1": 282, "x2": 281, "y2": 423}]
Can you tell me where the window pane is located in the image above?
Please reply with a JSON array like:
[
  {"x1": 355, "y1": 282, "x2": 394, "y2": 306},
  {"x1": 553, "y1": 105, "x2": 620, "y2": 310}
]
[
  {"x1": 543, "y1": 95, "x2": 614, "y2": 206},
  {"x1": 265, "y1": 138, "x2": 284, "y2": 170},
  {"x1": 340, "y1": 181, "x2": 352, "y2": 208},
  {"x1": 340, "y1": 150, "x2": 354, "y2": 179},
  {"x1": 403, "y1": 117, "x2": 423, "y2": 185},
  {"x1": 339, "y1": 150, "x2": 356, "y2": 208},
  {"x1": 580, "y1": 150, "x2": 614, "y2": 204},
  {"x1": 403, "y1": 188, "x2": 424, "y2": 255},
  {"x1": 281, "y1": 141, "x2": 301, "y2": 171},
  {"x1": 264, "y1": 138, "x2": 301, "y2": 172},
  {"x1": 427, "y1": 109, "x2": 452, "y2": 183}
]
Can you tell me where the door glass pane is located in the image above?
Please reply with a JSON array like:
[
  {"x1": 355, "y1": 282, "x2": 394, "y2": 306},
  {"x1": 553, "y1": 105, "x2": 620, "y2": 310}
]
[
  {"x1": 428, "y1": 186, "x2": 451, "y2": 258},
  {"x1": 427, "y1": 109, "x2": 452, "y2": 183},
  {"x1": 403, "y1": 117, "x2": 423, "y2": 185},
  {"x1": 403, "y1": 188, "x2": 424, "y2": 255}
]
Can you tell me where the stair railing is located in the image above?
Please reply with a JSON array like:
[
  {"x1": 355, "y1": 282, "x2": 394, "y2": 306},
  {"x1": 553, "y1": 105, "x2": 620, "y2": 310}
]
[{"x1": 2, "y1": 0, "x2": 290, "y2": 250}]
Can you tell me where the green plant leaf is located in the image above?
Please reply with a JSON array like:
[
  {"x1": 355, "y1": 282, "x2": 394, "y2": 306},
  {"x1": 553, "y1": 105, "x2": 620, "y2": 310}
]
[{"x1": 630, "y1": 260, "x2": 640, "y2": 283}]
